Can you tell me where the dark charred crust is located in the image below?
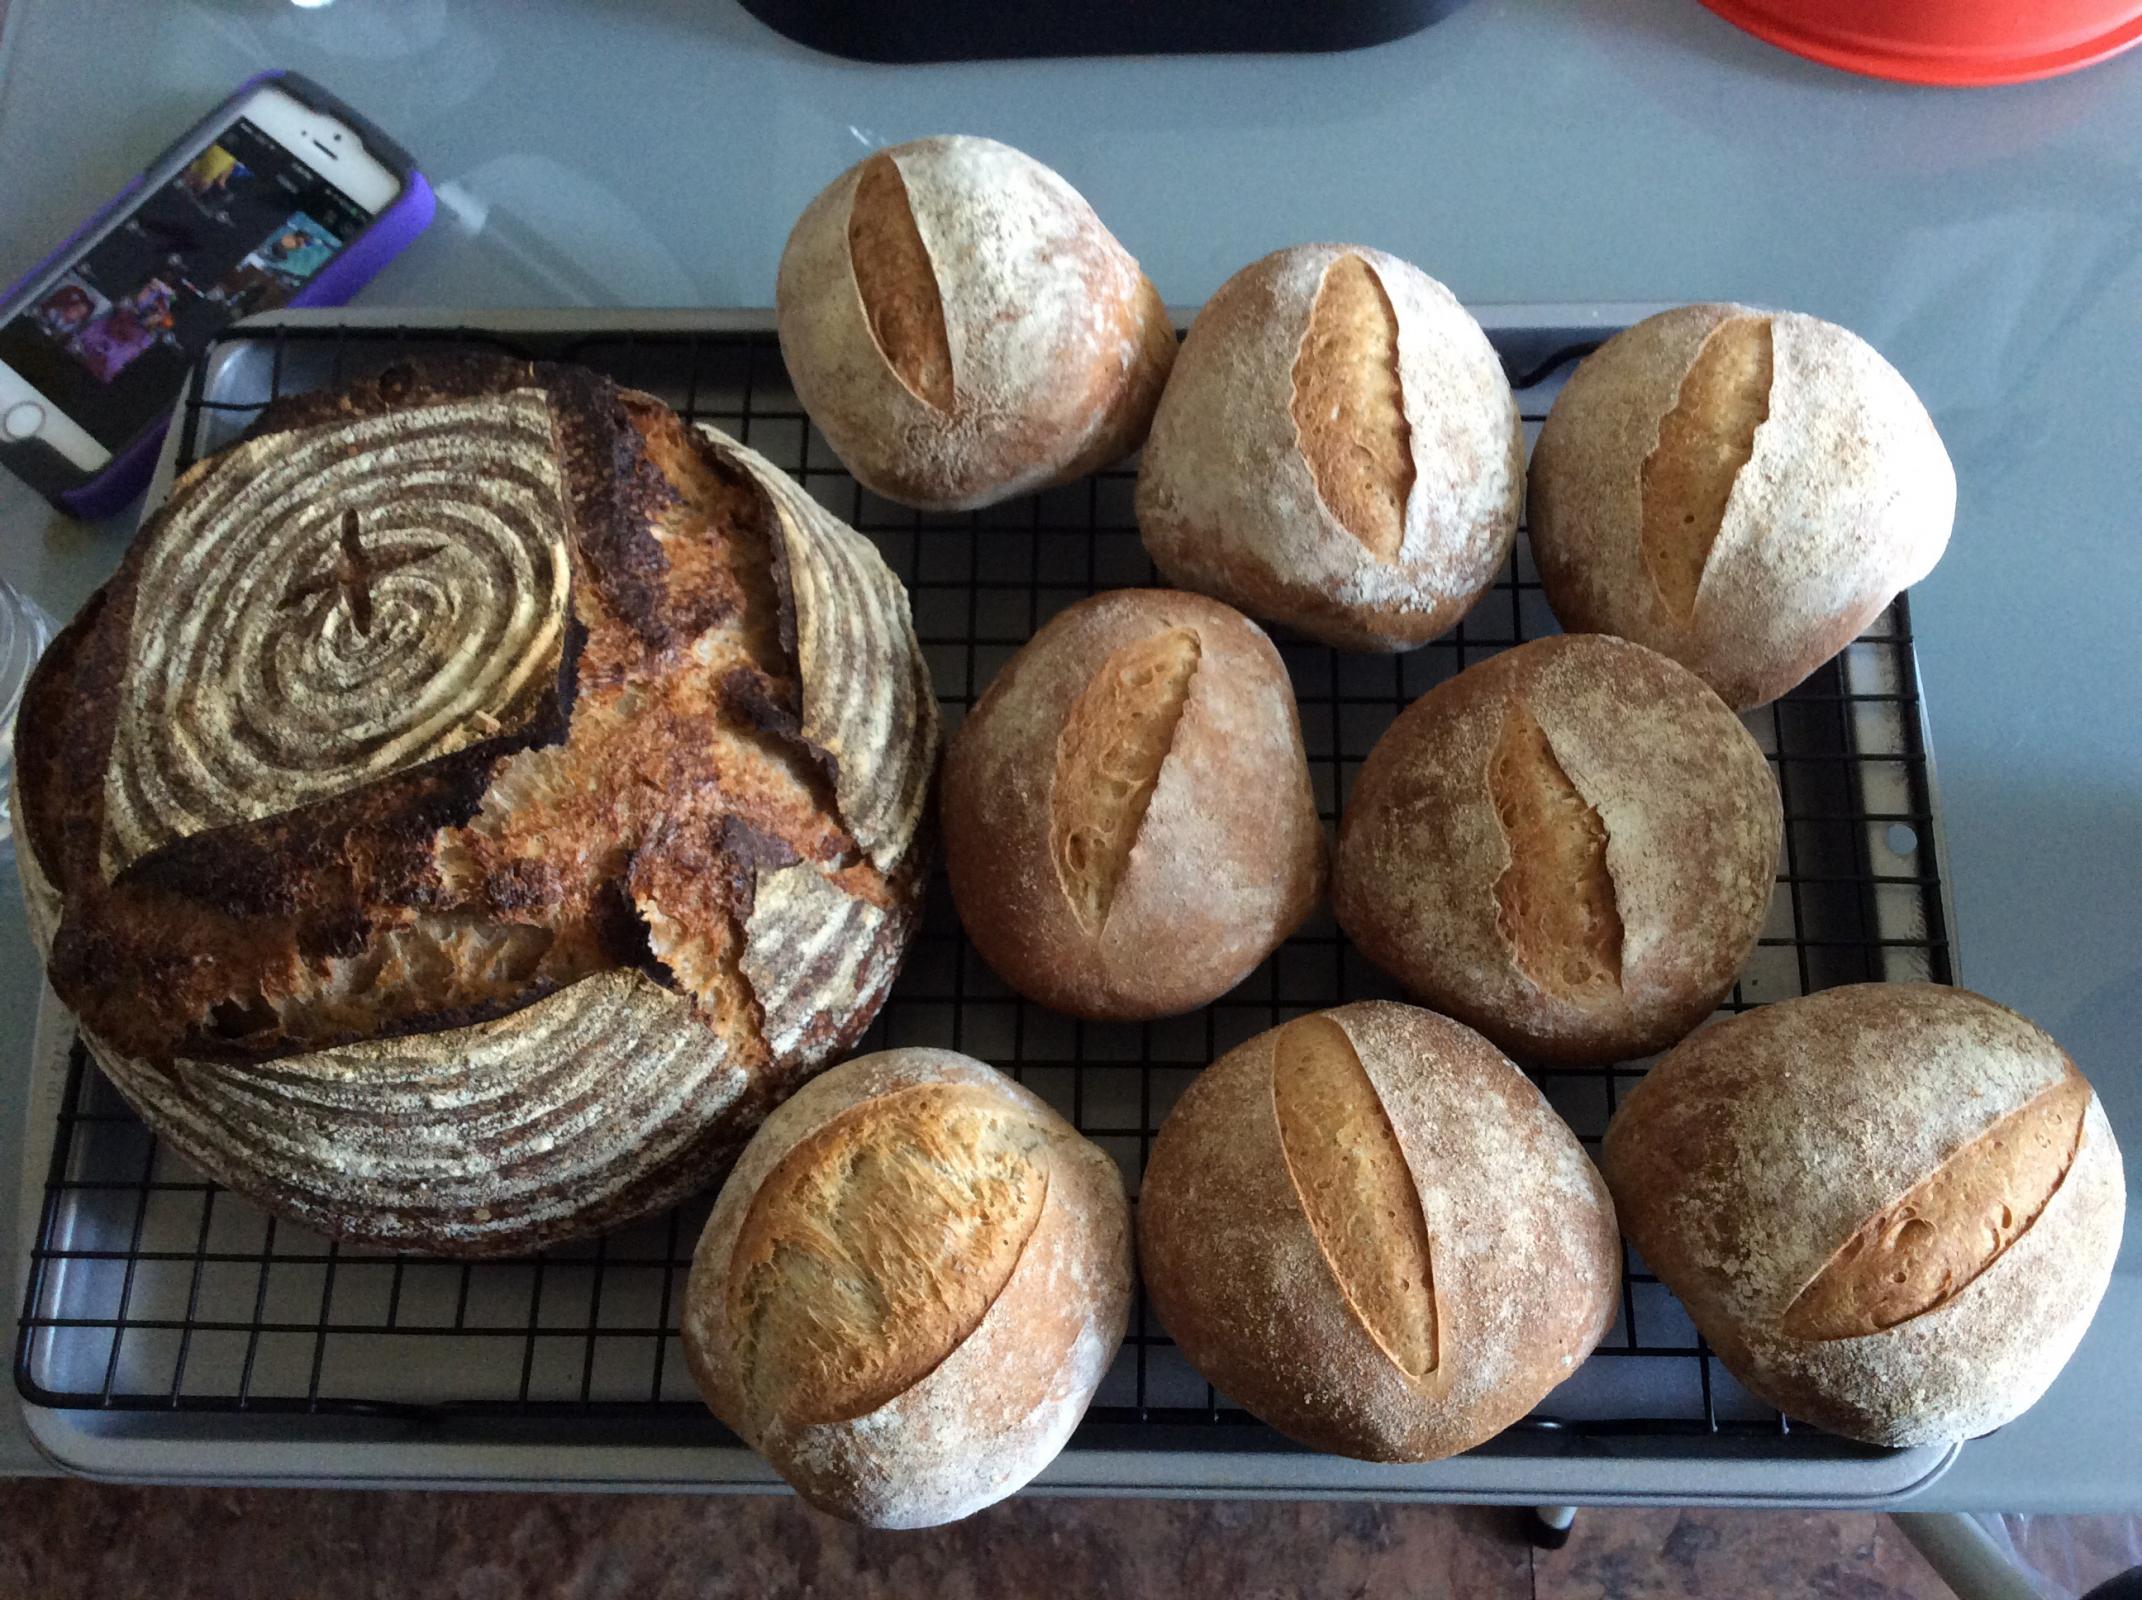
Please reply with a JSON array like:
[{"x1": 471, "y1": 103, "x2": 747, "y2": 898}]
[
  {"x1": 719, "y1": 664, "x2": 804, "y2": 739},
  {"x1": 246, "y1": 354, "x2": 545, "y2": 441},
  {"x1": 115, "y1": 744, "x2": 504, "y2": 919},
  {"x1": 716, "y1": 813, "x2": 804, "y2": 878},
  {"x1": 486, "y1": 856, "x2": 565, "y2": 915},
  {"x1": 555, "y1": 369, "x2": 676, "y2": 654}
]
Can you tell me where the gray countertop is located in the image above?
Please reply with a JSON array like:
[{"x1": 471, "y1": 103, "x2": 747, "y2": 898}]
[{"x1": 1, "y1": 0, "x2": 2137, "y2": 1512}]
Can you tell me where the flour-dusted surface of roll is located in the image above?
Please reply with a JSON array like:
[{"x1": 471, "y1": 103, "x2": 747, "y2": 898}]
[
  {"x1": 1602, "y1": 984, "x2": 2125, "y2": 1447},
  {"x1": 1528, "y1": 303, "x2": 1955, "y2": 710},
  {"x1": 1138, "y1": 1002, "x2": 1618, "y2": 1461},
  {"x1": 683, "y1": 1047, "x2": 1132, "y2": 1528},
  {"x1": 1136, "y1": 244, "x2": 1523, "y2": 652},
  {"x1": 14, "y1": 355, "x2": 940, "y2": 1255},
  {"x1": 941, "y1": 588, "x2": 1325, "y2": 1020},
  {"x1": 1332, "y1": 634, "x2": 1780, "y2": 1064},
  {"x1": 776, "y1": 134, "x2": 1175, "y2": 513}
]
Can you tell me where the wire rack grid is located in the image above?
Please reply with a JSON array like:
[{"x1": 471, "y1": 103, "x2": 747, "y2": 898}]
[{"x1": 15, "y1": 317, "x2": 1953, "y2": 1460}]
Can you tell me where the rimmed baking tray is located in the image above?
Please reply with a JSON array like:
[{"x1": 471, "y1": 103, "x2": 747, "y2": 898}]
[{"x1": 14, "y1": 307, "x2": 1962, "y2": 1502}]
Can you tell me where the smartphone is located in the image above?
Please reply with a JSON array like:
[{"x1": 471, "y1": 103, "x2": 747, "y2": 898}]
[{"x1": 0, "y1": 71, "x2": 433, "y2": 518}]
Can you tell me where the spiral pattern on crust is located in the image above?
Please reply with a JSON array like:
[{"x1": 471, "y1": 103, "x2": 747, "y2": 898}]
[{"x1": 102, "y1": 392, "x2": 571, "y2": 875}]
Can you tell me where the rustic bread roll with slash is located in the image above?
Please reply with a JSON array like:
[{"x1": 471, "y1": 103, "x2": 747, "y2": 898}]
[
  {"x1": 941, "y1": 588, "x2": 1325, "y2": 1020},
  {"x1": 1528, "y1": 303, "x2": 1955, "y2": 710},
  {"x1": 1603, "y1": 984, "x2": 2124, "y2": 1446},
  {"x1": 776, "y1": 134, "x2": 1176, "y2": 512},
  {"x1": 1138, "y1": 1001, "x2": 1619, "y2": 1461},
  {"x1": 15, "y1": 356, "x2": 938, "y2": 1254},
  {"x1": 1333, "y1": 634, "x2": 1781, "y2": 1065},
  {"x1": 1136, "y1": 243, "x2": 1524, "y2": 652},
  {"x1": 683, "y1": 1047, "x2": 1132, "y2": 1528}
]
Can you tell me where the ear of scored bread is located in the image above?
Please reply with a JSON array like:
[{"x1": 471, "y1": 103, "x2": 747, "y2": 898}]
[
  {"x1": 1137, "y1": 1002, "x2": 1618, "y2": 1462},
  {"x1": 685, "y1": 1048, "x2": 1132, "y2": 1529},
  {"x1": 1602, "y1": 984, "x2": 2126, "y2": 1446},
  {"x1": 777, "y1": 134, "x2": 1175, "y2": 513}
]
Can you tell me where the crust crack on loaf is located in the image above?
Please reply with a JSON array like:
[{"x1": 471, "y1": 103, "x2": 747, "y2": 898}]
[
  {"x1": 1049, "y1": 627, "x2": 1203, "y2": 934},
  {"x1": 725, "y1": 1084, "x2": 1050, "y2": 1425},
  {"x1": 846, "y1": 153, "x2": 956, "y2": 414},
  {"x1": 1272, "y1": 1014, "x2": 1440, "y2": 1381},
  {"x1": 1638, "y1": 316, "x2": 1775, "y2": 622},
  {"x1": 1784, "y1": 1073, "x2": 2093, "y2": 1342},
  {"x1": 1488, "y1": 701, "x2": 1625, "y2": 1001},
  {"x1": 1290, "y1": 254, "x2": 1415, "y2": 563}
]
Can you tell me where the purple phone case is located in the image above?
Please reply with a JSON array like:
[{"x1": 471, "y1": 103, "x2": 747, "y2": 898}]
[{"x1": 0, "y1": 69, "x2": 434, "y2": 521}]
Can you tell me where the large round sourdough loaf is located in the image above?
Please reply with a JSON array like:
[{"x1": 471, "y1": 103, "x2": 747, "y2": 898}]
[
  {"x1": 1602, "y1": 984, "x2": 2125, "y2": 1446},
  {"x1": 940, "y1": 588, "x2": 1325, "y2": 1020},
  {"x1": 1136, "y1": 244, "x2": 1524, "y2": 652},
  {"x1": 683, "y1": 1047, "x2": 1133, "y2": 1528},
  {"x1": 1527, "y1": 303, "x2": 1955, "y2": 710},
  {"x1": 14, "y1": 356, "x2": 939, "y2": 1255},
  {"x1": 1138, "y1": 1002, "x2": 1619, "y2": 1460},
  {"x1": 1333, "y1": 634, "x2": 1781, "y2": 1064},
  {"x1": 777, "y1": 134, "x2": 1176, "y2": 512}
]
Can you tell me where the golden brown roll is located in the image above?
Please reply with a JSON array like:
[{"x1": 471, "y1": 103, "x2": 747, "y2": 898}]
[
  {"x1": 1332, "y1": 634, "x2": 1780, "y2": 1064},
  {"x1": 1136, "y1": 243, "x2": 1523, "y2": 651},
  {"x1": 1138, "y1": 1001, "x2": 1619, "y2": 1460},
  {"x1": 683, "y1": 1047, "x2": 1133, "y2": 1527},
  {"x1": 1528, "y1": 303, "x2": 1954, "y2": 709},
  {"x1": 776, "y1": 134, "x2": 1175, "y2": 512},
  {"x1": 940, "y1": 588, "x2": 1325, "y2": 1020},
  {"x1": 1603, "y1": 984, "x2": 2125, "y2": 1446}
]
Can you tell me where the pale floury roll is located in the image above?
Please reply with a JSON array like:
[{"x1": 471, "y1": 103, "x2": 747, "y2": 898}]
[
  {"x1": 1332, "y1": 634, "x2": 1781, "y2": 1065},
  {"x1": 15, "y1": 357, "x2": 939, "y2": 1254},
  {"x1": 1528, "y1": 303, "x2": 1955, "y2": 710},
  {"x1": 1603, "y1": 985, "x2": 2124, "y2": 1446},
  {"x1": 683, "y1": 1048, "x2": 1133, "y2": 1528},
  {"x1": 939, "y1": 588, "x2": 1326, "y2": 1020},
  {"x1": 1138, "y1": 1002, "x2": 1619, "y2": 1460},
  {"x1": 1136, "y1": 244, "x2": 1524, "y2": 652},
  {"x1": 776, "y1": 134, "x2": 1176, "y2": 512}
]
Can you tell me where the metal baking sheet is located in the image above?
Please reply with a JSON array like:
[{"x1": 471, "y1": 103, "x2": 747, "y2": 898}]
[{"x1": 15, "y1": 307, "x2": 1960, "y2": 1503}]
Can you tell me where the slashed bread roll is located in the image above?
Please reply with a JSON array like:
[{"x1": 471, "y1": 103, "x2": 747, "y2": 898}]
[
  {"x1": 1332, "y1": 634, "x2": 1780, "y2": 1064},
  {"x1": 1603, "y1": 984, "x2": 2125, "y2": 1446},
  {"x1": 1138, "y1": 1002, "x2": 1619, "y2": 1460},
  {"x1": 776, "y1": 134, "x2": 1175, "y2": 512},
  {"x1": 940, "y1": 588, "x2": 1326, "y2": 1020},
  {"x1": 1528, "y1": 303, "x2": 1955, "y2": 710},
  {"x1": 1136, "y1": 244, "x2": 1523, "y2": 651},
  {"x1": 683, "y1": 1048, "x2": 1132, "y2": 1528}
]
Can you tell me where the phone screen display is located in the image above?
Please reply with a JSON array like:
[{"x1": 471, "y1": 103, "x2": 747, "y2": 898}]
[{"x1": 0, "y1": 116, "x2": 379, "y2": 451}]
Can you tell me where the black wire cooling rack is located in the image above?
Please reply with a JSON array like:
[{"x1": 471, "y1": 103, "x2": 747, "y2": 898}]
[{"x1": 16, "y1": 316, "x2": 1954, "y2": 1458}]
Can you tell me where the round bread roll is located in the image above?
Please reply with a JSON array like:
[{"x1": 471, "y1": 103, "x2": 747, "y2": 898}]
[
  {"x1": 1602, "y1": 984, "x2": 2125, "y2": 1447},
  {"x1": 941, "y1": 588, "x2": 1325, "y2": 1020},
  {"x1": 1135, "y1": 243, "x2": 1523, "y2": 652},
  {"x1": 14, "y1": 357, "x2": 938, "y2": 1254},
  {"x1": 683, "y1": 1047, "x2": 1132, "y2": 1528},
  {"x1": 1528, "y1": 303, "x2": 1955, "y2": 710},
  {"x1": 775, "y1": 134, "x2": 1175, "y2": 512},
  {"x1": 1138, "y1": 1001, "x2": 1619, "y2": 1460},
  {"x1": 1332, "y1": 634, "x2": 1780, "y2": 1064}
]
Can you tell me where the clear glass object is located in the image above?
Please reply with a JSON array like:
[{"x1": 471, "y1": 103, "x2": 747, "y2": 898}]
[{"x1": 0, "y1": 579, "x2": 56, "y2": 864}]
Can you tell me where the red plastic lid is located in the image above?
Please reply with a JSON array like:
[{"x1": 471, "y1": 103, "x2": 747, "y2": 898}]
[{"x1": 1699, "y1": 0, "x2": 2142, "y2": 85}]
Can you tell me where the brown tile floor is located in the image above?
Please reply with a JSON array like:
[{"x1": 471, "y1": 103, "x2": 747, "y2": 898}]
[{"x1": 0, "y1": 1480, "x2": 2002, "y2": 1600}]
